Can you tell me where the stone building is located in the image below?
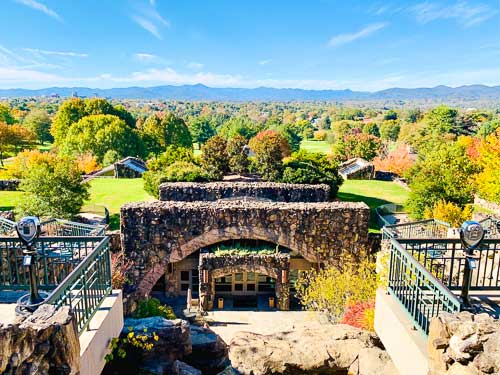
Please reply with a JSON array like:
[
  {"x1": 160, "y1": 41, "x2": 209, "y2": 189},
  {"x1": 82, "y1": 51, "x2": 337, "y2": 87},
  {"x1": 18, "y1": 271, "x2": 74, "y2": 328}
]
[{"x1": 121, "y1": 182, "x2": 370, "y2": 311}]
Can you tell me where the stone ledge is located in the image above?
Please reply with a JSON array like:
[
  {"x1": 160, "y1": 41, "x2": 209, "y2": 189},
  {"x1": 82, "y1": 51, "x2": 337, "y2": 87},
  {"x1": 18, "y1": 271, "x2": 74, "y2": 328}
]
[{"x1": 158, "y1": 181, "x2": 331, "y2": 202}]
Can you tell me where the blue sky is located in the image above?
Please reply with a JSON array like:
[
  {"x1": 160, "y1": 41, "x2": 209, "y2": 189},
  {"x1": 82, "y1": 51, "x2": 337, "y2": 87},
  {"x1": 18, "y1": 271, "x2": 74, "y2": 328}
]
[{"x1": 0, "y1": 0, "x2": 499, "y2": 91}]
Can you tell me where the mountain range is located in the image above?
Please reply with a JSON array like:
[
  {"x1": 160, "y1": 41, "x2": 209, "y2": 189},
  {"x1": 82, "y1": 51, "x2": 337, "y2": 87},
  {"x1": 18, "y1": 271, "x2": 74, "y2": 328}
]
[{"x1": 1, "y1": 84, "x2": 500, "y2": 101}]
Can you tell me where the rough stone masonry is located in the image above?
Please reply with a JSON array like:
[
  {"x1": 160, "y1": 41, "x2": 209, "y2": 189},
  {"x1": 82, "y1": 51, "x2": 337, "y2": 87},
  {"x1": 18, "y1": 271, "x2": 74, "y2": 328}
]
[{"x1": 121, "y1": 182, "x2": 370, "y2": 305}]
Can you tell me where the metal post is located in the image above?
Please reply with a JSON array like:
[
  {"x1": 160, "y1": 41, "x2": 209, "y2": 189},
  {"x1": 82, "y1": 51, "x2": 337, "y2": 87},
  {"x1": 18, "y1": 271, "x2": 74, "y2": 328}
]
[
  {"x1": 26, "y1": 244, "x2": 43, "y2": 305},
  {"x1": 459, "y1": 221, "x2": 484, "y2": 311}
]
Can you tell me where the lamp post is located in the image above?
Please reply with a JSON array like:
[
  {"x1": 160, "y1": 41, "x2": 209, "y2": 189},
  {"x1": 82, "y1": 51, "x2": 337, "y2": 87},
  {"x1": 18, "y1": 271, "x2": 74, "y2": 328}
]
[
  {"x1": 15, "y1": 216, "x2": 43, "y2": 310},
  {"x1": 459, "y1": 220, "x2": 485, "y2": 310}
]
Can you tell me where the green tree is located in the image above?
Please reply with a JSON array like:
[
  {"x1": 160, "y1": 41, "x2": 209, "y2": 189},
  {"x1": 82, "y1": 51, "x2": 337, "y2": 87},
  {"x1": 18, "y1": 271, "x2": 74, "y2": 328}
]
[
  {"x1": 379, "y1": 120, "x2": 401, "y2": 141},
  {"x1": 0, "y1": 123, "x2": 35, "y2": 165},
  {"x1": 477, "y1": 118, "x2": 500, "y2": 137},
  {"x1": 425, "y1": 105, "x2": 458, "y2": 134},
  {"x1": 227, "y1": 135, "x2": 249, "y2": 174},
  {"x1": 189, "y1": 116, "x2": 216, "y2": 145},
  {"x1": 281, "y1": 150, "x2": 343, "y2": 198},
  {"x1": 405, "y1": 142, "x2": 477, "y2": 218},
  {"x1": 23, "y1": 109, "x2": 53, "y2": 144},
  {"x1": 60, "y1": 114, "x2": 143, "y2": 163},
  {"x1": 140, "y1": 113, "x2": 192, "y2": 155},
  {"x1": 18, "y1": 155, "x2": 89, "y2": 219},
  {"x1": 51, "y1": 98, "x2": 86, "y2": 144},
  {"x1": 406, "y1": 108, "x2": 423, "y2": 123},
  {"x1": 218, "y1": 117, "x2": 260, "y2": 140},
  {"x1": 362, "y1": 122, "x2": 380, "y2": 137},
  {"x1": 249, "y1": 130, "x2": 290, "y2": 181},
  {"x1": 333, "y1": 133, "x2": 382, "y2": 161},
  {"x1": 383, "y1": 110, "x2": 398, "y2": 121},
  {"x1": 0, "y1": 103, "x2": 15, "y2": 124},
  {"x1": 201, "y1": 136, "x2": 229, "y2": 180}
]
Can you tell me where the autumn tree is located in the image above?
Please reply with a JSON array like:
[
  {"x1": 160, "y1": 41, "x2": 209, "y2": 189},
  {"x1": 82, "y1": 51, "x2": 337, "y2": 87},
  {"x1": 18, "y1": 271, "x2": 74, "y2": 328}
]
[
  {"x1": 474, "y1": 128, "x2": 500, "y2": 203},
  {"x1": 249, "y1": 130, "x2": 291, "y2": 181},
  {"x1": 372, "y1": 144, "x2": 414, "y2": 176},
  {"x1": 379, "y1": 120, "x2": 401, "y2": 141},
  {"x1": 333, "y1": 133, "x2": 382, "y2": 161},
  {"x1": 0, "y1": 122, "x2": 35, "y2": 166},
  {"x1": 227, "y1": 135, "x2": 249, "y2": 174},
  {"x1": 201, "y1": 136, "x2": 229, "y2": 180}
]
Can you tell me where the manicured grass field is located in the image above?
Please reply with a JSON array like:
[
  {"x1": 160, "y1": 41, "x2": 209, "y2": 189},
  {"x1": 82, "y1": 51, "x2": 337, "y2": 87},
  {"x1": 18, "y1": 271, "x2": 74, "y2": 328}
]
[
  {"x1": 0, "y1": 178, "x2": 153, "y2": 229},
  {"x1": 300, "y1": 139, "x2": 332, "y2": 154},
  {"x1": 338, "y1": 179, "x2": 409, "y2": 231}
]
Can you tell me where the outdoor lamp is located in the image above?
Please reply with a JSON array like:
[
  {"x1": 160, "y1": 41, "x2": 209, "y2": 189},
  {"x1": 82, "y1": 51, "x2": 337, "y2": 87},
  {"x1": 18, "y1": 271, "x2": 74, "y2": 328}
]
[
  {"x1": 15, "y1": 216, "x2": 43, "y2": 309},
  {"x1": 459, "y1": 220, "x2": 485, "y2": 309}
]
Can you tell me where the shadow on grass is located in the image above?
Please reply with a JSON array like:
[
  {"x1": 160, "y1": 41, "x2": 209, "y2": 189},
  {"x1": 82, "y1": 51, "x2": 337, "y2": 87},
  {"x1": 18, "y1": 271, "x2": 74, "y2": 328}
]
[
  {"x1": 108, "y1": 213, "x2": 120, "y2": 231},
  {"x1": 337, "y1": 191, "x2": 393, "y2": 232},
  {"x1": 0, "y1": 206, "x2": 15, "y2": 212}
]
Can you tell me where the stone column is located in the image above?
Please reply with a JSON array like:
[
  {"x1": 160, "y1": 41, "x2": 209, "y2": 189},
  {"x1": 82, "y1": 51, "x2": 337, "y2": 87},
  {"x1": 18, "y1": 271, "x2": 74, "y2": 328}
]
[
  {"x1": 199, "y1": 269, "x2": 211, "y2": 313},
  {"x1": 276, "y1": 269, "x2": 290, "y2": 311}
]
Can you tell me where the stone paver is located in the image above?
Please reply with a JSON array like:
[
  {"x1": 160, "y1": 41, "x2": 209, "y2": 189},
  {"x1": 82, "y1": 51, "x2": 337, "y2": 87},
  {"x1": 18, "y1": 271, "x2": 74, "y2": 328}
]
[{"x1": 205, "y1": 310, "x2": 325, "y2": 344}]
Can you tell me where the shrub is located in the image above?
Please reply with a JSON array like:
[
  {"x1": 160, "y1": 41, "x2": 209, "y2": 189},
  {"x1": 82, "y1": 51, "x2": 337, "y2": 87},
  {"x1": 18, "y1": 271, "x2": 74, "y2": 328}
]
[
  {"x1": 281, "y1": 150, "x2": 343, "y2": 198},
  {"x1": 111, "y1": 252, "x2": 133, "y2": 290},
  {"x1": 162, "y1": 161, "x2": 209, "y2": 182},
  {"x1": 424, "y1": 201, "x2": 473, "y2": 227},
  {"x1": 134, "y1": 298, "x2": 176, "y2": 320},
  {"x1": 296, "y1": 255, "x2": 377, "y2": 322},
  {"x1": 313, "y1": 130, "x2": 327, "y2": 141},
  {"x1": 102, "y1": 150, "x2": 120, "y2": 166},
  {"x1": 105, "y1": 328, "x2": 158, "y2": 364}
]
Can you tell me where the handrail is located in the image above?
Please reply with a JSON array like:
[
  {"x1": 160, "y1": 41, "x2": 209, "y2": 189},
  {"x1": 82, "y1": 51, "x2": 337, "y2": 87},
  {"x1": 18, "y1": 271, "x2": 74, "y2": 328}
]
[{"x1": 387, "y1": 237, "x2": 461, "y2": 335}]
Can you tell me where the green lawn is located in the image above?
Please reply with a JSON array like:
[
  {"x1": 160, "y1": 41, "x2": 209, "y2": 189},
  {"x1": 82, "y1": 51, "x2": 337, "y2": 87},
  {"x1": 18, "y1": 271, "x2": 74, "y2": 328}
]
[
  {"x1": 338, "y1": 179, "x2": 409, "y2": 231},
  {"x1": 300, "y1": 139, "x2": 332, "y2": 154},
  {"x1": 0, "y1": 178, "x2": 153, "y2": 229}
]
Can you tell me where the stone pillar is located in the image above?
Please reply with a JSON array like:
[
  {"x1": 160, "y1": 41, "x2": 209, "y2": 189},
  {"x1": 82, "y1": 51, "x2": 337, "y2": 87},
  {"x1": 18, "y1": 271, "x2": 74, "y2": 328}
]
[
  {"x1": 199, "y1": 269, "x2": 211, "y2": 313},
  {"x1": 276, "y1": 269, "x2": 290, "y2": 311}
]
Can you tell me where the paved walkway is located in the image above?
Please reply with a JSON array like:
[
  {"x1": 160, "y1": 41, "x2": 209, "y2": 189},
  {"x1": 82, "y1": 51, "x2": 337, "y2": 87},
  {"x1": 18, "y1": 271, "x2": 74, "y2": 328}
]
[{"x1": 204, "y1": 310, "x2": 325, "y2": 344}]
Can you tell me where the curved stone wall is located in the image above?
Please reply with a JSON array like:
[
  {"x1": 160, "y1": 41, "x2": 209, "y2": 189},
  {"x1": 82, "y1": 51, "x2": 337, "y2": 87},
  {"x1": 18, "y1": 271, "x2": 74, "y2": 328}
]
[
  {"x1": 121, "y1": 199, "x2": 370, "y2": 300},
  {"x1": 158, "y1": 182, "x2": 330, "y2": 202}
]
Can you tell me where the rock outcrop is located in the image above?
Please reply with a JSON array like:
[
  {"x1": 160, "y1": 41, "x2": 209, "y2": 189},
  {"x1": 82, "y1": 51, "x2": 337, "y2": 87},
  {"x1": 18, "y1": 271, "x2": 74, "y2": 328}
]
[
  {"x1": 185, "y1": 325, "x2": 229, "y2": 373},
  {"x1": 228, "y1": 324, "x2": 397, "y2": 375},
  {"x1": 428, "y1": 312, "x2": 500, "y2": 375},
  {"x1": 0, "y1": 305, "x2": 80, "y2": 375},
  {"x1": 123, "y1": 317, "x2": 192, "y2": 364}
]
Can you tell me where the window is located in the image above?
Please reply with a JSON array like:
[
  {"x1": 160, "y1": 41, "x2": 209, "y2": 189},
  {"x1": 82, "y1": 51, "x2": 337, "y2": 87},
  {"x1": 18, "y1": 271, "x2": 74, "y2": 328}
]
[
  {"x1": 234, "y1": 283, "x2": 243, "y2": 291},
  {"x1": 180, "y1": 271, "x2": 190, "y2": 281}
]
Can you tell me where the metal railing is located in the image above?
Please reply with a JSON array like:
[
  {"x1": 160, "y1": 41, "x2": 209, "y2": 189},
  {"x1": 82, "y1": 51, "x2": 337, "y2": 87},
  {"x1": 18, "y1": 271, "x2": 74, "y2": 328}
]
[
  {"x1": 45, "y1": 237, "x2": 111, "y2": 333},
  {"x1": 387, "y1": 238, "x2": 461, "y2": 335},
  {"x1": 480, "y1": 217, "x2": 500, "y2": 239},
  {"x1": 41, "y1": 218, "x2": 106, "y2": 237},
  {"x1": 375, "y1": 203, "x2": 406, "y2": 227},
  {"x1": 382, "y1": 219, "x2": 451, "y2": 240},
  {"x1": 0, "y1": 235, "x2": 111, "y2": 334},
  {"x1": 0, "y1": 217, "x2": 15, "y2": 235}
]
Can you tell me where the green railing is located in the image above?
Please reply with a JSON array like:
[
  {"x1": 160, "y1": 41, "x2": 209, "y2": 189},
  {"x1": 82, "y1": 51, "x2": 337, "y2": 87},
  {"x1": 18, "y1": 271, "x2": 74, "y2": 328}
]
[
  {"x1": 382, "y1": 219, "x2": 451, "y2": 240},
  {"x1": 387, "y1": 238, "x2": 461, "y2": 335},
  {"x1": 0, "y1": 217, "x2": 15, "y2": 236},
  {"x1": 0, "y1": 236, "x2": 111, "y2": 334},
  {"x1": 375, "y1": 203, "x2": 406, "y2": 227},
  {"x1": 45, "y1": 237, "x2": 111, "y2": 333},
  {"x1": 41, "y1": 218, "x2": 106, "y2": 237}
]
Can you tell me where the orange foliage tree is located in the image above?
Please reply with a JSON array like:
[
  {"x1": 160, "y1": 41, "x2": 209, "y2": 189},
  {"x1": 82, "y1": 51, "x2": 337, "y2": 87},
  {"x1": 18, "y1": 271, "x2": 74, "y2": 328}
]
[
  {"x1": 372, "y1": 144, "x2": 414, "y2": 176},
  {"x1": 474, "y1": 129, "x2": 500, "y2": 203}
]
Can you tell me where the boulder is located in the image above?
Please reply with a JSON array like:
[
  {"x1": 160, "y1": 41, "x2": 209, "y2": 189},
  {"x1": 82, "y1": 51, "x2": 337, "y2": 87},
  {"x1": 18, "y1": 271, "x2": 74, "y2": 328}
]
[
  {"x1": 185, "y1": 325, "x2": 229, "y2": 373},
  {"x1": 228, "y1": 324, "x2": 394, "y2": 375},
  {"x1": 0, "y1": 305, "x2": 80, "y2": 375},
  {"x1": 473, "y1": 331, "x2": 500, "y2": 374},
  {"x1": 172, "y1": 360, "x2": 202, "y2": 375},
  {"x1": 348, "y1": 347, "x2": 398, "y2": 375},
  {"x1": 123, "y1": 317, "x2": 191, "y2": 364}
]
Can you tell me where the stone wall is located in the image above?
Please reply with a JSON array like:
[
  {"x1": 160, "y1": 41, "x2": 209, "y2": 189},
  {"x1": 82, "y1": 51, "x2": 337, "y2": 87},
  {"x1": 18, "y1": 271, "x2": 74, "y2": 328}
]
[
  {"x1": 474, "y1": 195, "x2": 500, "y2": 217},
  {"x1": 0, "y1": 179, "x2": 19, "y2": 191},
  {"x1": 159, "y1": 182, "x2": 330, "y2": 202},
  {"x1": 121, "y1": 200, "x2": 370, "y2": 302},
  {"x1": 0, "y1": 305, "x2": 80, "y2": 374},
  {"x1": 428, "y1": 312, "x2": 500, "y2": 375}
]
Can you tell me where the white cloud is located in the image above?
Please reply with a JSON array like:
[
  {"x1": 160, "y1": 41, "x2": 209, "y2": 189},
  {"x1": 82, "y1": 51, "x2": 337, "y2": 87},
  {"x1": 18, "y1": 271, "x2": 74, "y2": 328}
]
[
  {"x1": 134, "y1": 53, "x2": 160, "y2": 63},
  {"x1": 15, "y1": 0, "x2": 62, "y2": 22},
  {"x1": 328, "y1": 23, "x2": 387, "y2": 48},
  {"x1": 130, "y1": 2, "x2": 170, "y2": 40},
  {"x1": 23, "y1": 48, "x2": 87, "y2": 57},
  {"x1": 187, "y1": 62, "x2": 204, "y2": 70},
  {"x1": 258, "y1": 59, "x2": 272, "y2": 66},
  {"x1": 410, "y1": 1, "x2": 495, "y2": 27}
]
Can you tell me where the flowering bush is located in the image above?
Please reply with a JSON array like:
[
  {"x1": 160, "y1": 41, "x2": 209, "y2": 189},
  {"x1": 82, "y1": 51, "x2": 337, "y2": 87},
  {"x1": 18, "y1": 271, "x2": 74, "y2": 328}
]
[
  {"x1": 111, "y1": 252, "x2": 133, "y2": 289},
  {"x1": 105, "y1": 328, "x2": 159, "y2": 363},
  {"x1": 341, "y1": 301, "x2": 375, "y2": 331}
]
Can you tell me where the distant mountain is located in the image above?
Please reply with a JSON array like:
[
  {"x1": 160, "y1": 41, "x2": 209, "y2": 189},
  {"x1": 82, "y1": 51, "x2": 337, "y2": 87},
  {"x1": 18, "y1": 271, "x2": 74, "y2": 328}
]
[{"x1": 1, "y1": 83, "x2": 500, "y2": 101}]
